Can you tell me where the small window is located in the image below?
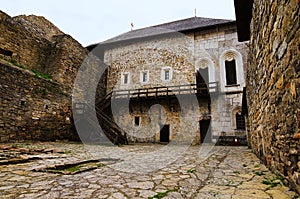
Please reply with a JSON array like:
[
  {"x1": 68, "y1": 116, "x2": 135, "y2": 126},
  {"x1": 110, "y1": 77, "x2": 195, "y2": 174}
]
[
  {"x1": 165, "y1": 70, "x2": 170, "y2": 80},
  {"x1": 20, "y1": 99, "x2": 26, "y2": 106},
  {"x1": 143, "y1": 72, "x2": 147, "y2": 82},
  {"x1": 140, "y1": 71, "x2": 149, "y2": 83},
  {"x1": 236, "y1": 113, "x2": 245, "y2": 130},
  {"x1": 134, "y1": 116, "x2": 140, "y2": 126},
  {"x1": 161, "y1": 67, "x2": 172, "y2": 81},
  {"x1": 124, "y1": 74, "x2": 128, "y2": 84},
  {"x1": 225, "y1": 60, "x2": 237, "y2": 85},
  {"x1": 122, "y1": 72, "x2": 130, "y2": 85}
]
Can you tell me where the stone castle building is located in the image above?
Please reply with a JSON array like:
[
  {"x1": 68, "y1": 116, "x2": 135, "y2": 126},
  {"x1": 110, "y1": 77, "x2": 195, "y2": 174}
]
[{"x1": 88, "y1": 17, "x2": 249, "y2": 144}]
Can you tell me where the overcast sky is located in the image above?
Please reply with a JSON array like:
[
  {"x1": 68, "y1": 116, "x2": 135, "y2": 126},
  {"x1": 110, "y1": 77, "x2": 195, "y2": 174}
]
[{"x1": 1, "y1": 0, "x2": 236, "y2": 47}]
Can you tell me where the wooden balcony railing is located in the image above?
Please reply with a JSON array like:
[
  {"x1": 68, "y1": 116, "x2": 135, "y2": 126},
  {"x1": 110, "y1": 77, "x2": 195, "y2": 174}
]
[{"x1": 111, "y1": 82, "x2": 218, "y2": 99}]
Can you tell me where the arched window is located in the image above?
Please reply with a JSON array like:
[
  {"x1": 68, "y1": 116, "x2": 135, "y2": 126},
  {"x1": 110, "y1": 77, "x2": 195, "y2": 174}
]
[
  {"x1": 197, "y1": 58, "x2": 216, "y2": 83},
  {"x1": 196, "y1": 58, "x2": 217, "y2": 93},
  {"x1": 220, "y1": 50, "x2": 245, "y2": 92},
  {"x1": 198, "y1": 60, "x2": 209, "y2": 84}
]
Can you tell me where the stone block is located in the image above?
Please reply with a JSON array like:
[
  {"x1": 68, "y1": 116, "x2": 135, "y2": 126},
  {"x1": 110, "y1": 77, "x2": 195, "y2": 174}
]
[{"x1": 275, "y1": 75, "x2": 284, "y2": 90}]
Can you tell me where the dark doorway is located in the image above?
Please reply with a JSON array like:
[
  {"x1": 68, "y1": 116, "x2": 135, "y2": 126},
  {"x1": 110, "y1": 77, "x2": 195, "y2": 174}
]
[
  {"x1": 196, "y1": 68, "x2": 209, "y2": 94},
  {"x1": 160, "y1": 125, "x2": 170, "y2": 142},
  {"x1": 200, "y1": 119, "x2": 212, "y2": 143},
  {"x1": 134, "y1": 116, "x2": 140, "y2": 126}
]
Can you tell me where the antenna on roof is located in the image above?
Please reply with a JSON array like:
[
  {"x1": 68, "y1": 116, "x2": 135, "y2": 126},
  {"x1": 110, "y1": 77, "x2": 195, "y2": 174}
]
[
  {"x1": 194, "y1": 8, "x2": 197, "y2": 17},
  {"x1": 131, "y1": 22, "x2": 134, "y2": 31}
]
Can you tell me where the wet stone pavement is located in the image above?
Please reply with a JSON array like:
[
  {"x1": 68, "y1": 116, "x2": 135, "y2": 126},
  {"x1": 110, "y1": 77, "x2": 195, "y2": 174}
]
[{"x1": 0, "y1": 142, "x2": 298, "y2": 199}]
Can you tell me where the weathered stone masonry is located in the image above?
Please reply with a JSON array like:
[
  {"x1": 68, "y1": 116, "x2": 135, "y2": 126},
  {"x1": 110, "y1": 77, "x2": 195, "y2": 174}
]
[
  {"x1": 0, "y1": 10, "x2": 90, "y2": 142},
  {"x1": 0, "y1": 62, "x2": 78, "y2": 142},
  {"x1": 244, "y1": 0, "x2": 300, "y2": 193}
]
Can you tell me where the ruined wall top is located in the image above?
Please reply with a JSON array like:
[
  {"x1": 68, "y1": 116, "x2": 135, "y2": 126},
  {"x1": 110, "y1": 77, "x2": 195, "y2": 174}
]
[
  {"x1": 12, "y1": 14, "x2": 64, "y2": 41},
  {"x1": 0, "y1": 10, "x2": 88, "y2": 92}
]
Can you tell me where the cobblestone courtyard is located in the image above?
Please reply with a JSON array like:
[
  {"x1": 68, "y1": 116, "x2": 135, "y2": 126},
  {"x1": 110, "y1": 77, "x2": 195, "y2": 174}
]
[{"x1": 0, "y1": 142, "x2": 298, "y2": 199}]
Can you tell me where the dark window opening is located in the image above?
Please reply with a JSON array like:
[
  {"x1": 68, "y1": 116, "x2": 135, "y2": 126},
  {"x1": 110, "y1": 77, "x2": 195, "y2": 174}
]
[
  {"x1": 236, "y1": 113, "x2": 246, "y2": 130},
  {"x1": 196, "y1": 68, "x2": 209, "y2": 94},
  {"x1": 225, "y1": 60, "x2": 237, "y2": 85},
  {"x1": 134, "y1": 116, "x2": 140, "y2": 126},
  {"x1": 197, "y1": 68, "x2": 209, "y2": 84},
  {"x1": 20, "y1": 100, "x2": 26, "y2": 106}
]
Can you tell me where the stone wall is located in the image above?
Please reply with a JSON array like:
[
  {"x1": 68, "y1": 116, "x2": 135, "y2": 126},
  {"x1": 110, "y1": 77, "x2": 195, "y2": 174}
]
[
  {"x1": 104, "y1": 34, "x2": 195, "y2": 92},
  {"x1": 0, "y1": 10, "x2": 88, "y2": 92},
  {"x1": 0, "y1": 61, "x2": 79, "y2": 142},
  {"x1": 247, "y1": 0, "x2": 300, "y2": 193}
]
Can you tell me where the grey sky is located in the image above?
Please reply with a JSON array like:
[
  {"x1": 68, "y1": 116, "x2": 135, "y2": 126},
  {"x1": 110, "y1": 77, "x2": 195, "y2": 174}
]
[{"x1": 1, "y1": 0, "x2": 236, "y2": 47}]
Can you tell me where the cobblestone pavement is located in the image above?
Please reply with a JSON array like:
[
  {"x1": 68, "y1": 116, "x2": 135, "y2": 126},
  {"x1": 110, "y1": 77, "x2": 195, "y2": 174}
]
[{"x1": 0, "y1": 142, "x2": 298, "y2": 199}]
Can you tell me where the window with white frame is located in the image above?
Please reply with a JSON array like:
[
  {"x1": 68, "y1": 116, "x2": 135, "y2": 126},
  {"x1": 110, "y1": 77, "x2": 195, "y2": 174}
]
[
  {"x1": 220, "y1": 50, "x2": 245, "y2": 92},
  {"x1": 140, "y1": 71, "x2": 149, "y2": 83},
  {"x1": 121, "y1": 72, "x2": 130, "y2": 85},
  {"x1": 161, "y1": 67, "x2": 173, "y2": 81}
]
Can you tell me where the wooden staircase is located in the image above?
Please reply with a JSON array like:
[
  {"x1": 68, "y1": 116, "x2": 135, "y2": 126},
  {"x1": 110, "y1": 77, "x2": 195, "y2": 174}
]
[{"x1": 73, "y1": 92, "x2": 128, "y2": 145}]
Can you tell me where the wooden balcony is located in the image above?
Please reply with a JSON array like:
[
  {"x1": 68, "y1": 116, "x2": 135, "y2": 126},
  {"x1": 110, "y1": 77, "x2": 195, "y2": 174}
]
[{"x1": 112, "y1": 82, "x2": 218, "y2": 100}]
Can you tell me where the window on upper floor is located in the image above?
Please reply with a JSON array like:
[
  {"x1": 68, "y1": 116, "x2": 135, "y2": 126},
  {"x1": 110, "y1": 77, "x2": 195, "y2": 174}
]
[
  {"x1": 225, "y1": 60, "x2": 237, "y2": 85},
  {"x1": 165, "y1": 70, "x2": 170, "y2": 80},
  {"x1": 220, "y1": 50, "x2": 245, "y2": 92},
  {"x1": 140, "y1": 71, "x2": 149, "y2": 83},
  {"x1": 124, "y1": 74, "x2": 129, "y2": 84},
  {"x1": 161, "y1": 67, "x2": 173, "y2": 81},
  {"x1": 121, "y1": 72, "x2": 130, "y2": 85}
]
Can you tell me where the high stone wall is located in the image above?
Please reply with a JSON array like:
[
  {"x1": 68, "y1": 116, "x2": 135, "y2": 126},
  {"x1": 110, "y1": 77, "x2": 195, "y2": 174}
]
[
  {"x1": 0, "y1": 10, "x2": 110, "y2": 143},
  {"x1": 247, "y1": 0, "x2": 300, "y2": 193}
]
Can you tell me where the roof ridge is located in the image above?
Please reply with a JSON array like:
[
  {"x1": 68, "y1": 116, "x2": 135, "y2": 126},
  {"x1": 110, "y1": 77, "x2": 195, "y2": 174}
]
[
  {"x1": 151, "y1": 16, "x2": 231, "y2": 28},
  {"x1": 130, "y1": 16, "x2": 233, "y2": 32},
  {"x1": 88, "y1": 16, "x2": 235, "y2": 48}
]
